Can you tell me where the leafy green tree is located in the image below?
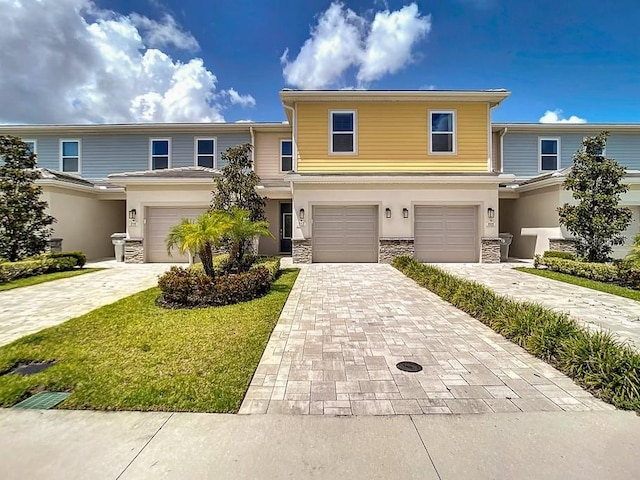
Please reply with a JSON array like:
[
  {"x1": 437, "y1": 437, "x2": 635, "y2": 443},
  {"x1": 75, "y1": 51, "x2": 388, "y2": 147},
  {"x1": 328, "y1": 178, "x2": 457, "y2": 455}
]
[
  {"x1": 165, "y1": 211, "x2": 231, "y2": 279},
  {"x1": 558, "y1": 132, "x2": 632, "y2": 262},
  {"x1": 0, "y1": 136, "x2": 54, "y2": 261},
  {"x1": 226, "y1": 208, "x2": 274, "y2": 268},
  {"x1": 211, "y1": 143, "x2": 266, "y2": 221},
  {"x1": 626, "y1": 233, "x2": 640, "y2": 265}
]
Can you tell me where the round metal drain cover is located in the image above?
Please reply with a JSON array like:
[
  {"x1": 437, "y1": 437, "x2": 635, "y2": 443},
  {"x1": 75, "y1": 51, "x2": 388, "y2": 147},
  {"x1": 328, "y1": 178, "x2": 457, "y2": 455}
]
[{"x1": 396, "y1": 361, "x2": 423, "y2": 373}]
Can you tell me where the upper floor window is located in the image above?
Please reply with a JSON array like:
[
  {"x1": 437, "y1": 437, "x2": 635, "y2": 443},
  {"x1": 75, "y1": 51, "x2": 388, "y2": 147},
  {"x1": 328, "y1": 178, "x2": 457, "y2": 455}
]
[
  {"x1": 330, "y1": 111, "x2": 356, "y2": 154},
  {"x1": 539, "y1": 138, "x2": 560, "y2": 171},
  {"x1": 150, "y1": 139, "x2": 170, "y2": 170},
  {"x1": 429, "y1": 111, "x2": 456, "y2": 154},
  {"x1": 23, "y1": 139, "x2": 37, "y2": 155},
  {"x1": 60, "y1": 140, "x2": 80, "y2": 173},
  {"x1": 195, "y1": 138, "x2": 215, "y2": 168},
  {"x1": 281, "y1": 140, "x2": 293, "y2": 172}
]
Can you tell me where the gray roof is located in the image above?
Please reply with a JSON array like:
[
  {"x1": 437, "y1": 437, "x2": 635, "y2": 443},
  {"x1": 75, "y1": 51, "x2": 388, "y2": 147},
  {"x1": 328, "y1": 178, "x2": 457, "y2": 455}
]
[
  {"x1": 518, "y1": 167, "x2": 640, "y2": 186},
  {"x1": 108, "y1": 166, "x2": 222, "y2": 179},
  {"x1": 36, "y1": 168, "x2": 95, "y2": 187}
]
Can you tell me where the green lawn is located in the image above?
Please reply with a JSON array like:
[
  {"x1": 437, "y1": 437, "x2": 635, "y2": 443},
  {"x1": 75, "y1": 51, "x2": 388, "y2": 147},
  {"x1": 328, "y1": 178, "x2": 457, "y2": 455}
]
[
  {"x1": 0, "y1": 269, "x2": 299, "y2": 412},
  {"x1": 0, "y1": 268, "x2": 105, "y2": 292},
  {"x1": 515, "y1": 267, "x2": 640, "y2": 302}
]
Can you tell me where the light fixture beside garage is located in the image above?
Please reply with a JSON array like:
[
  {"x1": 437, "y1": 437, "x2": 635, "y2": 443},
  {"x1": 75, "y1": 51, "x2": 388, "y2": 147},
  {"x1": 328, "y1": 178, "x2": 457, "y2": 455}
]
[
  {"x1": 385, "y1": 208, "x2": 392, "y2": 218},
  {"x1": 299, "y1": 208, "x2": 305, "y2": 221},
  {"x1": 128, "y1": 209, "x2": 137, "y2": 221},
  {"x1": 487, "y1": 207, "x2": 495, "y2": 220},
  {"x1": 403, "y1": 208, "x2": 409, "y2": 219}
]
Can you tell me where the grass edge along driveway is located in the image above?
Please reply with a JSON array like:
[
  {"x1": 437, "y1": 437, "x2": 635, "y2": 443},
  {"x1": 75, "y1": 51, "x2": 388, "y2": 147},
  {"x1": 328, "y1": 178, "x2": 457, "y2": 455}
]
[
  {"x1": 0, "y1": 269, "x2": 299, "y2": 413},
  {"x1": 0, "y1": 268, "x2": 105, "y2": 292}
]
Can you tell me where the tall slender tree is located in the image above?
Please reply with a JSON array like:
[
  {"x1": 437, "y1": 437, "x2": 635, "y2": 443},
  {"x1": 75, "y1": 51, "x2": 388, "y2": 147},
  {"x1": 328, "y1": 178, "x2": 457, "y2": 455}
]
[
  {"x1": 0, "y1": 136, "x2": 54, "y2": 261},
  {"x1": 558, "y1": 132, "x2": 632, "y2": 262}
]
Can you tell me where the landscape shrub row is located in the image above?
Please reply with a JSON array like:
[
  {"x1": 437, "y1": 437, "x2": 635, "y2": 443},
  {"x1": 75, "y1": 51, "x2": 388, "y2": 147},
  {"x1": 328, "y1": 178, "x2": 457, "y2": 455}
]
[
  {"x1": 541, "y1": 250, "x2": 576, "y2": 260},
  {"x1": 0, "y1": 252, "x2": 84, "y2": 284},
  {"x1": 191, "y1": 255, "x2": 281, "y2": 282},
  {"x1": 392, "y1": 256, "x2": 640, "y2": 413},
  {"x1": 535, "y1": 254, "x2": 640, "y2": 290}
]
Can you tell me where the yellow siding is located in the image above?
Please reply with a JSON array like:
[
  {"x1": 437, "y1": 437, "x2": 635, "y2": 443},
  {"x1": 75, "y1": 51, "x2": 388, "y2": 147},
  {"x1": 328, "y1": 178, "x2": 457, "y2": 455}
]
[
  {"x1": 296, "y1": 102, "x2": 490, "y2": 172},
  {"x1": 254, "y1": 131, "x2": 292, "y2": 181}
]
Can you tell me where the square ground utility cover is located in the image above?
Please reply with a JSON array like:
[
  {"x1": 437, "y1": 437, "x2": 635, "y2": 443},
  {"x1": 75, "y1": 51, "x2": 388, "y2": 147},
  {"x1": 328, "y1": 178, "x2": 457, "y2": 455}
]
[{"x1": 13, "y1": 392, "x2": 70, "y2": 410}]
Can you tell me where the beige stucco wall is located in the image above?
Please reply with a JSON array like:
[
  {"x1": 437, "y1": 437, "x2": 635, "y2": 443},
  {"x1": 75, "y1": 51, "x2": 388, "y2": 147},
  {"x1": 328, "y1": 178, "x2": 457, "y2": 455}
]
[
  {"x1": 41, "y1": 186, "x2": 125, "y2": 260},
  {"x1": 292, "y1": 183, "x2": 499, "y2": 242},
  {"x1": 254, "y1": 130, "x2": 292, "y2": 181},
  {"x1": 260, "y1": 199, "x2": 280, "y2": 256}
]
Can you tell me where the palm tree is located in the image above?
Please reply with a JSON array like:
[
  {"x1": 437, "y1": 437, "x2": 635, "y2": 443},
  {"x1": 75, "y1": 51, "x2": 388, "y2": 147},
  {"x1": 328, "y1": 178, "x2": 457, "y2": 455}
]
[
  {"x1": 165, "y1": 211, "x2": 231, "y2": 279},
  {"x1": 226, "y1": 208, "x2": 274, "y2": 269}
]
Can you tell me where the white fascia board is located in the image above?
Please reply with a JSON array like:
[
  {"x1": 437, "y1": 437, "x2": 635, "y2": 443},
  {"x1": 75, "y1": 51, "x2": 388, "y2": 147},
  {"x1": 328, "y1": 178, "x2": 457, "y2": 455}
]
[
  {"x1": 285, "y1": 173, "x2": 516, "y2": 185},
  {"x1": 107, "y1": 177, "x2": 218, "y2": 186}
]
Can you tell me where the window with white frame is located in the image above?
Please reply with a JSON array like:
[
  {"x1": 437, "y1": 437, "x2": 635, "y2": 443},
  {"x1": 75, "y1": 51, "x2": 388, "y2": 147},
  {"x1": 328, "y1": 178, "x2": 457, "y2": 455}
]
[
  {"x1": 330, "y1": 111, "x2": 356, "y2": 154},
  {"x1": 195, "y1": 138, "x2": 215, "y2": 168},
  {"x1": 281, "y1": 140, "x2": 293, "y2": 171},
  {"x1": 60, "y1": 140, "x2": 80, "y2": 173},
  {"x1": 429, "y1": 111, "x2": 455, "y2": 153},
  {"x1": 150, "y1": 139, "x2": 170, "y2": 170},
  {"x1": 539, "y1": 138, "x2": 560, "y2": 171},
  {"x1": 23, "y1": 139, "x2": 37, "y2": 155}
]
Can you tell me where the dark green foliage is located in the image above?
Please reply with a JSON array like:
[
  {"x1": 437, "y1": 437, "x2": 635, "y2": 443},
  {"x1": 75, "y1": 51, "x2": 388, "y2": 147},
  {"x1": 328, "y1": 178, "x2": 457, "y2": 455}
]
[
  {"x1": 537, "y1": 257, "x2": 618, "y2": 283},
  {"x1": 211, "y1": 144, "x2": 266, "y2": 222},
  {"x1": 192, "y1": 254, "x2": 280, "y2": 281},
  {"x1": 0, "y1": 256, "x2": 79, "y2": 284},
  {"x1": 558, "y1": 132, "x2": 632, "y2": 263},
  {"x1": 542, "y1": 250, "x2": 576, "y2": 260},
  {"x1": 0, "y1": 136, "x2": 55, "y2": 261},
  {"x1": 44, "y1": 251, "x2": 87, "y2": 268},
  {"x1": 392, "y1": 256, "x2": 640, "y2": 413},
  {"x1": 615, "y1": 260, "x2": 640, "y2": 290}
]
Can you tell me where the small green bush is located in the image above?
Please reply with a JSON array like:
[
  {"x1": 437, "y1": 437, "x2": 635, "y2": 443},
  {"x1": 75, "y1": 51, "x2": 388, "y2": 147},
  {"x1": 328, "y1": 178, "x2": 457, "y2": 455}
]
[
  {"x1": 46, "y1": 251, "x2": 87, "y2": 268},
  {"x1": 537, "y1": 257, "x2": 618, "y2": 283},
  {"x1": 0, "y1": 256, "x2": 79, "y2": 284},
  {"x1": 392, "y1": 256, "x2": 640, "y2": 413},
  {"x1": 542, "y1": 250, "x2": 576, "y2": 260},
  {"x1": 615, "y1": 260, "x2": 640, "y2": 290}
]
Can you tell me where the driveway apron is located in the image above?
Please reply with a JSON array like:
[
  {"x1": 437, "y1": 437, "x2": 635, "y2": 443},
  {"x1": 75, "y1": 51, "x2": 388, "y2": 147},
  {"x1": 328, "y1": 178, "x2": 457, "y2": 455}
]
[{"x1": 241, "y1": 264, "x2": 610, "y2": 415}]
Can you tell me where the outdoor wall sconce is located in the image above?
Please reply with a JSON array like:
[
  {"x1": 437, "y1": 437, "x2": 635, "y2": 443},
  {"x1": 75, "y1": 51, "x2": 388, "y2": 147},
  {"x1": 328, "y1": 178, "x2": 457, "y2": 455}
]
[
  {"x1": 385, "y1": 208, "x2": 392, "y2": 219},
  {"x1": 128, "y1": 209, "x2": 137, "y2": 221},
  {"x1": 487, "y1": 207, "x2": 495, "y2": 220},
  {"x1": 403, "y1": 208, "x2": 409, "y2": 219},
  {"x1": 299, "y1": 208, "x2": 305, "y2": 221}
]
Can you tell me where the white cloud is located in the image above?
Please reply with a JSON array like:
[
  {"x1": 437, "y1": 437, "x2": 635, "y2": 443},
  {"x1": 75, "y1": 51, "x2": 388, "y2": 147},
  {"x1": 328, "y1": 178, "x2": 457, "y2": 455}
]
[
  {"x1": 281, "y1": 2, "x2": 430, "y2": 89},
  {"x1": 222, "y1": 88, "x2": 256, "y2": 107},
  {"x1": 0, "y1": 0, "x2": 253, "y2": 124},
  {"x1": 234, "y1": 119, "x2": 253, "y2": 123},
  {"x1": 130, "y1": 13, "x2": 199, "y2": 51},
  {"x1": 539, "y1": 109, "x2": 587, "y2": 124}
]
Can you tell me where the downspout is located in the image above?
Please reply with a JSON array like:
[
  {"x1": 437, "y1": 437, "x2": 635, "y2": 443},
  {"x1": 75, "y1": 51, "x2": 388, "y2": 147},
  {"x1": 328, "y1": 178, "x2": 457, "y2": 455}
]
[
  {"x1": 249, "y1": 126, "x2": 255, "y2": 171},
  {"x1": 499, "y1": 127, "x2": 508, "y2": 173}
]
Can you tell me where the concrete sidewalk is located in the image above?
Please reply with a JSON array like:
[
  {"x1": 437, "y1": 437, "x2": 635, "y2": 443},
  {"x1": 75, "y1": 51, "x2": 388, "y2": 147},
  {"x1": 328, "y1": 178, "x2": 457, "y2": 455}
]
[{"x1": 1, "y1": 409, "x2": 639, "y2": 479}]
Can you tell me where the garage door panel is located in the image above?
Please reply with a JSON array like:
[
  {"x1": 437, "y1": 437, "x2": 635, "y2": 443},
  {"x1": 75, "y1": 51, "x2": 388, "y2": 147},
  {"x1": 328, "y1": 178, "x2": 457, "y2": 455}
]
[
  {"x1": 146, "y1": 207, "x2": 208, "y2": 263},
  {"x1": 313, "y1": 206, "x2": 378, "y2": 263},
  {"x1": 414, "y1": 206, "x2": 478, "y2": 263}
]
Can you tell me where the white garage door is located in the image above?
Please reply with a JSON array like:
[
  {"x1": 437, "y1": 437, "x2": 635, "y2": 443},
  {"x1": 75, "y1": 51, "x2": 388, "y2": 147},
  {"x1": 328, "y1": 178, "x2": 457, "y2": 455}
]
[
  {"x1": 414, "y1": 206, "x2": 478, "y2": 263},
  {"x1": 146, "y1": 207, "x2": 208, "y2": 263},
  {"x1": 312, "y1": 206, "x2": 378, "y2": 263}
]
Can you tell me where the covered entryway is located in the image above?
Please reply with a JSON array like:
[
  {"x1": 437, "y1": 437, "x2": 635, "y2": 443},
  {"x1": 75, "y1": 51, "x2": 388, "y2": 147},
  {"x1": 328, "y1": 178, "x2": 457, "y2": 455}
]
[
  {"x1": 312, "y1": 205, "x2": 378, "y2": 263},
  {"x1": 414, "y1": 206, "x2": 478, "y2": 262},
  {"x1": 146, "y1": 207, "x2": 208, "y2": 262}
]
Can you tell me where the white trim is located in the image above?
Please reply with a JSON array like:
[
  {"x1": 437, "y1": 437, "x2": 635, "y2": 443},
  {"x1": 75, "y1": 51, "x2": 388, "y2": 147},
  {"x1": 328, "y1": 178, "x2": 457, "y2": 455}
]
[
  {"x1": 59, "y1": 139, "x2": 81, "y2": 174},
  {"x1": 487, "y1": 104, "x2": 491, "y2": 171},
  {"x1": 538, "y1": 137, "x2": 561, "y2": 172},
  {"x1": 286, "y1": 173, "x2": 516, "y2": 185},
  {"x1": 280, "y1": 139, "x2": 293, "y2": 173},
  {"x1": 329, "y1": 110, "x2": 357, "y2": 155},
  {"x1": 499, "y1": 127, "x2": 508, "y2": 173},
  {"x1": 428, "y1": 110, "x2": 457, "y2": 155},
  {"x1": 194, "y1": 137, "x2": 216, "y2": 168},
  {"x1": 22, "y1": 139, "x2": 37, "y2": 155},
  {"x1": 149, "y1": 138, "x2": 172, "y2": 170}
]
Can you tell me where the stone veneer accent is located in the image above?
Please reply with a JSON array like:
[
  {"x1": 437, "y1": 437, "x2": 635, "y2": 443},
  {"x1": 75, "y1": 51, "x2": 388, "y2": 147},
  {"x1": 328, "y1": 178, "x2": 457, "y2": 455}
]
[
  {"x1": 549, "y1": 238, "x2": 577, "y2": 254},
  {"x1": 292, "y1": 239, "x2": 313, "y2": 264},
  {"x1": 45, "y1": 238, "x2": 63, "y2": 253},
  {"x1": 124, "y1": 238, "x2": 144, "y2": 264},
  {"x1": 379, "y1": 238, "x2": 415, "y2": 264},
  {"x1": 481, "y1": 238, "x2": 501, "y2": 264}
]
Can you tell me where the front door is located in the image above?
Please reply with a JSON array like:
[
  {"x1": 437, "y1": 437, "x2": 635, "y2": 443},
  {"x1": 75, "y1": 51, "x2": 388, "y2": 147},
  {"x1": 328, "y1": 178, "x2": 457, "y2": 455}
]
[{"x1": 280, "y1": 202, "x2": 293, "y2": 254}]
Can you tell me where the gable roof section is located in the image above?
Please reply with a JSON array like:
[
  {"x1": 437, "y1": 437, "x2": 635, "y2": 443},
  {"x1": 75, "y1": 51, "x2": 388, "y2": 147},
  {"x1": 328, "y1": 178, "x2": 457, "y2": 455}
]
[{"x1": 108, "y1": 165, "x2": 221, "y2": 185}]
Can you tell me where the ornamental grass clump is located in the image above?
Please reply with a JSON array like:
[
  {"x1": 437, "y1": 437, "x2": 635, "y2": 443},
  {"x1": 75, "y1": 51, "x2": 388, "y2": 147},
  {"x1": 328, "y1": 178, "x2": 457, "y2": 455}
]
[{"x1": 392, "y1": 256, "x2": 640, "y2": 413}]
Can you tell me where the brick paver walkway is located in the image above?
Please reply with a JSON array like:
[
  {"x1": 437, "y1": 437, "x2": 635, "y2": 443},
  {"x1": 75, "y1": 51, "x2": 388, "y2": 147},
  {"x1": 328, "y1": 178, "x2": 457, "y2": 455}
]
[
  {"x1": 0, "y1": 261, "x2": 173, "y2": 346},
  {"x1": 240, "y1": 264, "x2": 611, "y2": 415},
  {"x1": 439, "y1": 263, "x2": 640, "y2": 351}
]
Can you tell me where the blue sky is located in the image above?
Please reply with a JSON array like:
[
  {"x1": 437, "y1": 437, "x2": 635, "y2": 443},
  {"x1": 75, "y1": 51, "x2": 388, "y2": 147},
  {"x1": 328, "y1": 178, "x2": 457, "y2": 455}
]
[{"x1": 1, "y1": 0, "x2": 639, "y2": 124}]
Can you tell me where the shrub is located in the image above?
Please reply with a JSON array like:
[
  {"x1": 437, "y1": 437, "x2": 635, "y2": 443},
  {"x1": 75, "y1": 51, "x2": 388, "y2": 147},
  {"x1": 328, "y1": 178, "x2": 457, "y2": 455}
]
[
  {"x1": 392, "y1": 256, "x2": 640, "y2": 413},
  {"x1": 0, "y1": 256, "x2": 79, "y2": 284},
  {"x1": 542, "y1": 250, "x2": 576, "y2": 260},
  {"x1": 46, "y1": 251, "x2": 87, "y2": 268},
  {"x1": 615, "y1": 260, "x2": 640, "y2": 290},
  {"x1": 537, "y1": 257, "x2": 618, "y2": 283}
]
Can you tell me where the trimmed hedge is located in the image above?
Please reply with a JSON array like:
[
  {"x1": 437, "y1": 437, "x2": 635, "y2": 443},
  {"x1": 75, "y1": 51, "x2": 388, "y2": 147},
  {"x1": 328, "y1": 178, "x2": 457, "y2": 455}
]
[
  {"x1": 0, "y1": 256, "x2": 80, "y2": 284},
  {"x1": 157, "y1": 266, "x2": 273, "y2": 308},
  {"x1": 536, "y1": 255, "x2": 640, "y2": 290},
  {"x1": 392, "y1": 256, "x2": 640, "y2": 413},
  {"x1": 542, "y1": 250, "x2": 576, "y2": 261},
  {"x1": 191, "y1": 254, "x2": 281, "y2": 282},
  {"x1": 46, "y1": 251, "x2": 87, "y2": 268}
]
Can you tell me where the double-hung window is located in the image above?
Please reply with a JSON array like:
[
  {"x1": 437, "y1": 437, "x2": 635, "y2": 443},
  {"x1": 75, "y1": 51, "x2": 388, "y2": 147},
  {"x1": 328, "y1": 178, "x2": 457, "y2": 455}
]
[
  {"x1": 60, "y1": 140, "x2": 80, "y2": 173},
  {"x1": 539, "y1": 138, "x2": 560, "y2": 171},
  {"x1": 281, "y1": 140, "x2": 293, "y2": 172},
  {"x1": 429, "y1": 111, "x2": 456, "y2": 154},
  {"x1": 330, "y1": 111, "x2": 356, "y2": 154},
  {"x1": 23, "y1": 139, "x2": 37, "y2": 156},
  {"x1": 195, "y1": 138, "x2": 215, "y2": 168},
  {"x1": 150, "y1": 139, "x2": 170, "y2": 170}
]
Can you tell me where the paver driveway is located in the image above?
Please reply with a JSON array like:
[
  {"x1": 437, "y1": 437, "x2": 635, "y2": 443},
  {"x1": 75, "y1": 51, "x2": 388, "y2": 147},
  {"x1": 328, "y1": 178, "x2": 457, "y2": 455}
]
[
  {"x1": 241, "y1": 264, "x2": 610, "y2": 415},
  {"x1": 0, "y1": 262, "x2": 173, "y2": 346}
]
